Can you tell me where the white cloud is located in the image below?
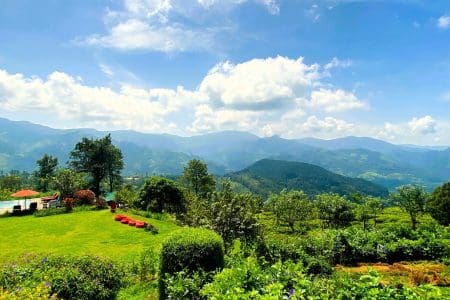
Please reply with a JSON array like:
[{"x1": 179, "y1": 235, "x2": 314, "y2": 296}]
[
  {"x1": 300, "y1": 116, "x2": 354, "y2": 134},
  {"x1": 307, "y1": 88, "x2": 366, "y2": 112},
  {"x1": 324, "y1": 57, "x2": 352, "y2": 70},
  {"x1": 438, "y1": 15, "x2": 450, "y2": 29},
  {"x1": 199, "y1": 56, "x2": 320, "y2": 110},
  {"x1": 81, "y1": 0, "x2": 280, "y2": 52},
  {"x1": 408, "y1": 115, "x2": 437, "y2": 135},
  {"x1": 0, "y1": 55, "x2": 376, "y2": 141},
  {"x1": 0, "y1": 69, "x2": 202, "y2": 132}
]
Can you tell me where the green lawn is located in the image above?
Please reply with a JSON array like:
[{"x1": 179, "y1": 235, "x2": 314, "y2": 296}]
[{"x1": 0, "y1": 209, "x2": 180, "y2": 263}]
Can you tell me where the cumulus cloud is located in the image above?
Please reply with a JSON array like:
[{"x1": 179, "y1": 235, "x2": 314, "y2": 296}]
[
  {"x1": 0, "y1": 55, "x2": 368, "y2": 138},
  {"x1": 81, "y1": 0, "x2": 280, "y2": 52},
  {"x1": 437, "y1": 15, "x2": 450, "y2": 29},
  {"x1": 408, "y1": 115, "x2": 437, "y2": 135},
  {"x1": 306, "y1": 88, "x2": 366, "y2": 112},
  {"x1": 199, "y1": 56, "x2": 320, "y2": 110},
  {"x1": 300, "y1": 116, "x2": 354, "y2": 134},
  {"x1": 0, "y1": 69, "x2": 202, "y2": 132}
]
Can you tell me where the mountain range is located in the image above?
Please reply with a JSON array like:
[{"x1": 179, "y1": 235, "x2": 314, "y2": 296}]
[{"x1": 0, "y1": 117, "x2": 449, "y2": 191}]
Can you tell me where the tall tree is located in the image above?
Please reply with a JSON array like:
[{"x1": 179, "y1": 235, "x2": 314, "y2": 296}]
[
  {"x1": 427, "y1": 182, "x2": 450, "y2": 226},
  {"x1": 209, "y1": 181, "x2": 260, "y2": 245},
  {"x1": 391, "y1": 185, "x2": 428, "y2": 230},
  {"x1": 315, "y1": 193, "x2": 355, "y2": 228},
  {"x1": 51, "y1": 169, "x2": 86, "y2": 198},
  {"x1": 181, "y1": 159, "x2": 215, "y2": 199},
  {"x1": 267, "y1": 189, "x2": 315, "y2": 232},
  {"x1": 35, "y1": 154, "x2": 58, "y2": 192},
  {"x1": 69, "y1": 134, "x2": 123, "y2": 196}
]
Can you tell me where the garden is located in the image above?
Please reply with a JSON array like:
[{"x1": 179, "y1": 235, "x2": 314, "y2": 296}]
[{"x1": 1, "y1": 135, "x2": 450, "y2": 299}]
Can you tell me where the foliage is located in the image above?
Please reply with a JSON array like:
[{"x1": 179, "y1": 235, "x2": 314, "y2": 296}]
[
  {"x1": 0, "y1": 175, "x2": 21, "y2": 191},
  {"x1": 69, "y1": 134, "x2": 123, "y2": 196},
  {"x1": 159, "y1": 228, "x2": 224, "y2": 300},
  {"x1": 74, "y1": 189, "x2": 96, "y2": 205},
  {"x1": 208, "y1": 181, "x2": 261, "y2": 245},
  {"x1": 391, "y1": 184, "x2": 428, "y2": 230},
  {"x1": 267, "y1": 189, "x2": 315, "y2": 232},
  {"x1": 51, "y1": 169, "x2": 86, "y2": 198},
  {"x1": 0, "y1": 188, "x2": 12, "y2": 201},
  {"x1": 115, "y1": 184, "x2": 138, "y2": 207},
  {"x1": 164, "y1": 270, "x2": 210, "y2": 300},
  {"x1": 34, "y1": 154, "x2": 58, "y2": 192},
  {"x1": 144, "y1": 223, "x2": 159, "y2": 234},
  {"x1": 63, "y1": 197, "x2": 75, "y2": 212},
  {"x1": 427, "y1": 182, "x2": 450, "y2": 226},
  {"x1": 180, "y1": 159, "x2": 215, "y2": 199},
  {"x1": 356, "y1": 196, "x2": 383, "y2": 230},
  {"x1": 0, "y1": 255, "x2": 124, "y2": 300},
  {"x1": 315, "y1": 193, "x2": 355, "y2": 228},
  {"x1": 0, "y1": 281, "x2": 56, "y2": 299},
  {"x1": 33, "y1": 207, "x2": 67, "y2": 217},
  {"x1": 137, "y1": 176, "x2": 186, "y2": 215}
]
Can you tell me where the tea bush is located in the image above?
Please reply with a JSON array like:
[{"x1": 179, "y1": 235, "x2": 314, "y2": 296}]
[
  {"x1": 0, "y1": 255, "x2": 124, "y2": 300},
  {"x1": 159, "y1": 228, "x2": 224, "y2": 299}
]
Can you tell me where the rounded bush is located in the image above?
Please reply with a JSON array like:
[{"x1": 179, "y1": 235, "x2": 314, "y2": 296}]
[
  {"x1": 159, "y1": 228, "x2": 224, "y2": 299},
  {"x1": 74, "y1": 189, "x2": 96, "y2": 205}
]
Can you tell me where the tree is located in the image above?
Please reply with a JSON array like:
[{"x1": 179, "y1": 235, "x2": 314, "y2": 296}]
[
  {"x1": 137, "y1": 176, "x2": 186, "y2": 215},
  {"x1": 208, "y1": 181, "x2": 260, "y2": 245},
  {"x1": 51, "y1": 169, "x2": 87, "y2": 198},
  {"x1": 115, "y1": 184, "x2": 138, "y2": 208},
  {"x1": 356, "y1": 197, "x2": 383, "y2": 230},
  {"x1": 180, "y1": 159, "x2": 215, "y2": 199},
  {"x1": 315, "y1": 193, "x2": 355, "y2": 228},
  {"x1": 0, "y1": 175, "x2": 21, "y2": 191},
  {"x1": 69, "y1": 134, "x2": 123, "y2": 196},
  {"x1": 34, "y1": 154, "x2": 58, "y2": 192},
  {"x1": 267, "y1": 189, "x2": 315, "y2": 232},
  {"x1": 427, "y1": 182, "x2": 450, "y2": 226},
  {"x1": 391, "y1": 185, "x2": 428, "y2": 230}
]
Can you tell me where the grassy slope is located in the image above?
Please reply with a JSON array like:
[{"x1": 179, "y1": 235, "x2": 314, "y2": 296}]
[{"x1": 0, "y1": 209, "x2": 180, "y2": 263}]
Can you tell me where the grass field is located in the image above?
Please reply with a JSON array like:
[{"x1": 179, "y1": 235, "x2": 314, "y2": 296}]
[{"x1": 0, "y1": 208, "x2": 180, "y2": 263}]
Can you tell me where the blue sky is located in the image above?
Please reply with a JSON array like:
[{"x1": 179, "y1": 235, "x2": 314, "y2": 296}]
[{"x1": 1, "y1": 0, "x2": 450, "y2": 145}]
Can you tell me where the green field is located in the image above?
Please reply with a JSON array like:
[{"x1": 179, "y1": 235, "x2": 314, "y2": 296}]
[{"x1": 0, "y1": 209, "x2": 180, "y2": 263}]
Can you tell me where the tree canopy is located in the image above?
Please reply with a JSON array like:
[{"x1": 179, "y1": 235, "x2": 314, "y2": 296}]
[
  {"x1": 34, "y1": 154, "x2": 58, "y2": 192},
  {"x1": 267, "y1": 189, "x2": 315, "y2": 232},
  {"x1": 181, "y1": 159, "x2": 215, "y2": 199},
  {"x1": 427, "y1": 182, "x2": 450, "y2": 226},
  {"x1": 391, "y1": 185, "x2": 428, "y2": 230},
  {"x1": 69, "y1": 134, "x2": 123, "y2": 196},
  {"x1": 137, "y1": 176, "x2": 186, "y2": 215}
]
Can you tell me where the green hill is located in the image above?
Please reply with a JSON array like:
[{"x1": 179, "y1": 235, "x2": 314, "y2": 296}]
[{"x1": 226, "y1": 159, "x2": 389, "y2": 198}]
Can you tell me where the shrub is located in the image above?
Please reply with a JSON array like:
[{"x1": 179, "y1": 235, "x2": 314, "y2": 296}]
[
  {"x1": 144, "y1": 223, "x2": 159, "y2": 234},
  {"x1": 427, "y1": 182, "x2": 450, "y2": 226},
  {"x1": 63, "y1": 197, "x2": 75, "y2": 212},
  {"x1": 138, "y1": 176, "x2": 186, "y2": 215},
  {"x1": 159, "y1": 228, "x2": 224, "y2": 299},
  {"x1": 0, "y1": 255, "x2": 124, "y2": 300},
  {"x1": 74, "y1": 189, "x2": 96, "y2": 205},
  {"x1": 94, "y1": 197, "x2": 107, "y2": 209},
  {"x1": 305, "y1": 257, "x2": 333, "y2": 276},
  {"x1": 34, "y1": 207, "x2": 67, "y2": 217}
]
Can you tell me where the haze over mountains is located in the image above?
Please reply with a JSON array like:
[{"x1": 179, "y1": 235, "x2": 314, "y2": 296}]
[{"x1": 0, "y1": 117, "x2": 449, "y2": 191}]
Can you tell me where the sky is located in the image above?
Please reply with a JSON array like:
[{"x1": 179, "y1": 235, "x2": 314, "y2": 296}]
[{"x1": 1, "y1": 0, "x2": 450, "y2": 145}]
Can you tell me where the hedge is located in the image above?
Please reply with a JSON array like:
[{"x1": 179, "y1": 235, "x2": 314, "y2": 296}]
[{"x1": 159, "y1": 228, "x2": 224, "y2": 299}]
